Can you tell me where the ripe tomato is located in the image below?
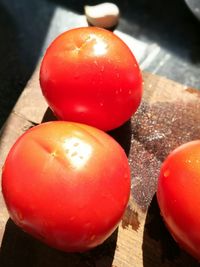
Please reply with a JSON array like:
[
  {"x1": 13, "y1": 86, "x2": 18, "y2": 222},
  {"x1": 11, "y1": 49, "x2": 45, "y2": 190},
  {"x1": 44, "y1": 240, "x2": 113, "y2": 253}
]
[
  {"x1": 40, "y1": 27, "x2": 142, "y2": 131},
  {"x1": 157, "y1": 140, "x2": 200, "y2": 260},
  {"x1": 2, "y1": 121, "x2": 130, "y2": 252}
]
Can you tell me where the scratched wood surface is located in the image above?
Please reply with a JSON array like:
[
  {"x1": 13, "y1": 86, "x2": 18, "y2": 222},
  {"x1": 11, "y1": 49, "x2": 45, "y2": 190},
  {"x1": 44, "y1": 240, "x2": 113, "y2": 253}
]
[{"x1": 0, "y1": 65, "x2": 200, "y2": 267}]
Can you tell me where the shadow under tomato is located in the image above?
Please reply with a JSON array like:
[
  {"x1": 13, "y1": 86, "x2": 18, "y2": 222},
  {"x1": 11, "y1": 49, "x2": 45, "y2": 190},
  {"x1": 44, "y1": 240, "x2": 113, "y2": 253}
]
[
  {"x1": 109, "y1": 120, "x2": 132, "y2": 157},
  {"x1": 0, "y1": 219, "x2": 118, "y2": 267},
  {"x1": 142, "y1": 195, "x2": 200, "y2": 267},
  {"x1": 42, "y1": 107, "x2": 57, "y2": 123},
  {"x1": 42, "y1": 107, "x2": 132, "y2": 157}
]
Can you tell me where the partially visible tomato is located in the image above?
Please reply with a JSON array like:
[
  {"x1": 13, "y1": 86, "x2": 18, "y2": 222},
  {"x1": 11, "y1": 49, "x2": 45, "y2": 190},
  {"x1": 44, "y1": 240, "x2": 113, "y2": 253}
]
[
  {"x1": 157, "y1": 140, "x2": 200, "y2": 260},
  {"x1": 2, "y1": 121, "x2": 130, "y2": 252},
  {"x1": 40, "y1": 27, "x2": 142, "y2": 131}
]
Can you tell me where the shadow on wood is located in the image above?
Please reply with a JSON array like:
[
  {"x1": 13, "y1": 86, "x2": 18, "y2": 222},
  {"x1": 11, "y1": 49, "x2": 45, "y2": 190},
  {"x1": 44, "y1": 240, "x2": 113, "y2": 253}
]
[
  {"x1": 42, "y1": 107, "x2": 57, "y2": 122},
  {"x1": 0, "y1": 219, "x2": 118, "y2": 267},
  {"x1": 109, "y1": 119, "x2": 132, "y2": 157},
  {"x1": 142, "y1": 195, "x2": 199, "y2": 267}
]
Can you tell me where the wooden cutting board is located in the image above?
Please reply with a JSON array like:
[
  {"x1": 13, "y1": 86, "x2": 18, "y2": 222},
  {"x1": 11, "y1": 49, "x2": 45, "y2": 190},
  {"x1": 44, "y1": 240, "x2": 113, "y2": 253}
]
[{"x1": 0, "y1": 65, "x2": 200, "y2": 267}]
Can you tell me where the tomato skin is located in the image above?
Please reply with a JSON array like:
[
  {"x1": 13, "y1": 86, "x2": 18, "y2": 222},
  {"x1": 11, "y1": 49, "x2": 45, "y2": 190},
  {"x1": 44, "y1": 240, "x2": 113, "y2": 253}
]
[
  {"x1": 2, "y1": 121, "x2": 130, "y2": 252},
  {"x1": 40, "y1": 27, "x2": 142, "y2": 131},
  {"x1": 157, "y1": 140, "x2": 200, "y2": 260}
]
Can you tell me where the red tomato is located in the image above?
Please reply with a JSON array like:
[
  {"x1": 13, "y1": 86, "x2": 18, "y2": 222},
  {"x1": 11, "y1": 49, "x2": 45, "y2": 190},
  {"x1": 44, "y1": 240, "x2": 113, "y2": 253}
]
[
  {"x1": 157, "y1": 140, "x2": 200, "y2": 260},
  {"x1": 2, "y1": 121, "x2": 130, "y2": 252},
  {"x1": 40, "y1": 27, "x2": 142, "y2": 131}
]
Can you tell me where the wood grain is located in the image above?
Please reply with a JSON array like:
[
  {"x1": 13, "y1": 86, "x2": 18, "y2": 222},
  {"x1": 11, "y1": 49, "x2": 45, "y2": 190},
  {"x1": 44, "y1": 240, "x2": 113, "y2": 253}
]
[{"x1": 0, "y1": 66, "x2": 200, "y2": 266}]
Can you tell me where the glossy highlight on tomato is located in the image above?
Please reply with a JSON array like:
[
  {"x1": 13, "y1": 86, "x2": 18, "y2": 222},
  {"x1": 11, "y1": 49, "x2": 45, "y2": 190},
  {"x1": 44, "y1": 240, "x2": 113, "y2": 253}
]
[
  {"x1": 157, "y1": 140, "x2": 200, "y2": 260},
  {"x1": 40, "y1": 27, "x2": 142, "y2": 131},
  {"x1": 2, "y1": 121, "x2": 130, "y2": 252}
]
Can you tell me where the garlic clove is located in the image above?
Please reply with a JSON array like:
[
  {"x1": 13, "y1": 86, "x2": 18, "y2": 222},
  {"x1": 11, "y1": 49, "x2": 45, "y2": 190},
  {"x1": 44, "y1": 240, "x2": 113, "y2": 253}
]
[{"x1": 84, "y1": 2, "x2": 120, "y2": 29}]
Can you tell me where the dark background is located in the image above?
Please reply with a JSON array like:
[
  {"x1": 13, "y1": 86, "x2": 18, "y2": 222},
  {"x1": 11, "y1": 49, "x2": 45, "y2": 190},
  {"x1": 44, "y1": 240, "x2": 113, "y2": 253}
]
[{"x1": 0, "y1": 0, "x2": 199, "y2": 128}]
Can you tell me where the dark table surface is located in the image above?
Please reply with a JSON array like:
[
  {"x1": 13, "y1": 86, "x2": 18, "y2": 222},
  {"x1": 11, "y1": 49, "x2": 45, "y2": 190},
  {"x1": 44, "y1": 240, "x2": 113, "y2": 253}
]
[{"x1": 0, "y1": 0, "x2": 199, "y2": 128}]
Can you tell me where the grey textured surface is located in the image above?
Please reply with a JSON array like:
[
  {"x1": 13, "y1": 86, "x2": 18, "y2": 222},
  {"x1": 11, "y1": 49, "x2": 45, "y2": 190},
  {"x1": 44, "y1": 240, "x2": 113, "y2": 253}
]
[{"x1": 0, "y1": 0, "x2": 199, "y2": 128}]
